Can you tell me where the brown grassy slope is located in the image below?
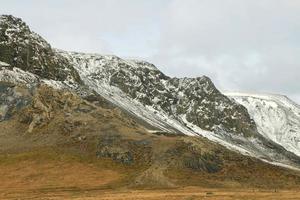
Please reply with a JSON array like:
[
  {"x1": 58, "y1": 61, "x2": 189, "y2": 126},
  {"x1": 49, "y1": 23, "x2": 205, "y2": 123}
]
[{"x1": 1, "y1": 83, "x2": 300, "y2": 199}]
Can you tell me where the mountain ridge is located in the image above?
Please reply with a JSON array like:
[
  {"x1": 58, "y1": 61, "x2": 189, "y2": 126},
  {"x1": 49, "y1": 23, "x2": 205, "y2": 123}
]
[{"x1": 1, "y1": 14, "x2": 300, "y2": 170}]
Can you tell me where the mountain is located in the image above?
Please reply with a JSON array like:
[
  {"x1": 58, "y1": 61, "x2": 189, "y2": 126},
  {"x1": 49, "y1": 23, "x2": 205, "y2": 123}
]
[
  {"x1": 226, "y1": 93, "x2": 300, "y2": 157},
  {"x1": 1, "y1": 14, "x2": 300, "y2": 168},
  {"x1": 56, "y1": 50, "x2": 300, "y2": 169},
  {"x1": 57, "y1": 51, "x2": 258, "y2": 135},
  {"x1": 1, "y1": 15, "x2": 300, "y2": 195}
]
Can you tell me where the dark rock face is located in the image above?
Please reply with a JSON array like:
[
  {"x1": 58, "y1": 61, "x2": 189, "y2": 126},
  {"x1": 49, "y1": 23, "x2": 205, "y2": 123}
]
[
  {"x1": 104, "y1": 59, "x2": 257, "y2": 136},
  {"x1": 97, "y1": 134, "x2": 134, "y2": 164},
  {"x1": 0, "y1": 82, "x2": 32, "y2": 121},
  {"x1": 169, "y1": 77, "x2": 257, "y2": 136},
  {"x1": 97, "y1": 146, "x2": 134, "y2": 165},
  {"x1": 0, "y1": 15, "x2": 80, "y2": 82},
  {"x1": 97, "y1": 134, "x2": 153, "y2": 165},
  {"x1": 184, "y1": 153, "x2": 223, "y2": 173},
  {"x1": 165, "y1": 140, "x2": 223, "y2": 173}
]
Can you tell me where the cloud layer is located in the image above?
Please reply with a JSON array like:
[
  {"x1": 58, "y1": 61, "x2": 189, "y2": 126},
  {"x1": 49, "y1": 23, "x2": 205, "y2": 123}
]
[{"x1": 1, "y1": 0, "x2": 299, "y2": 102}]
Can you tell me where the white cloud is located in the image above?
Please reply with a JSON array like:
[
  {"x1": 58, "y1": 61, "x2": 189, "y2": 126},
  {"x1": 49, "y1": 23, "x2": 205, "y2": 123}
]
[
  {"x1": 150, "y1": 0, "x2": 300, "y2": 103},
  {"x1": 1, "y1": 0, "x2": 299, "y2": 103}
]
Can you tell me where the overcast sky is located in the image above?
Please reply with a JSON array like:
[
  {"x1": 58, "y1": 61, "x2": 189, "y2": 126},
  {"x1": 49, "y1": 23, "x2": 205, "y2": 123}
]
[{"x1": 1, "y1": 0, "x2": 300, "y2": 103}]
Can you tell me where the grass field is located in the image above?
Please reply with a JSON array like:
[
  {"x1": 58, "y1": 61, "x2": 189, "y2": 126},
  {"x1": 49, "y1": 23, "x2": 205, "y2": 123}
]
[{"x1": 1, "y1": 150, "x2": 300, "y2": 200}]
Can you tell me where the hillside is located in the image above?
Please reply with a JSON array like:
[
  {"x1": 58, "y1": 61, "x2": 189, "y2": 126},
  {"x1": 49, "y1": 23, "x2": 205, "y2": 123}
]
[
  {"x1": 1, "y1": 14, "x2": 300, "y2": 199},
  {"x1": 1, "y1": 83, "x2": 300, "y2": 199}
]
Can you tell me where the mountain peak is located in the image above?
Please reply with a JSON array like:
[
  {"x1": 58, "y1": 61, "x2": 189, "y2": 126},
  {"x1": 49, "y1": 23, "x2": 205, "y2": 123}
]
[
  {"x1": 127, "y1": 59, "x2": 160, "y2": 71},
  {"x1": 0, "y1": 14, "x2": 34, "y2": 44},
  {"x1": 0, "y1": 14, "x2": 25, "y2": 25},
  {"x1": 0, "y1": 15, "x2": 81, "y2": 83}
]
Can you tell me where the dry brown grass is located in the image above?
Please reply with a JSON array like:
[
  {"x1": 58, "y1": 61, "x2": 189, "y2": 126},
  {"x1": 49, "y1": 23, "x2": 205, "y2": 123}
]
[
  {"x1": 0, "y1": 154, "x2": 120, "y2": 199},
  {"x1": 69, "y1": 188, "x2": 300, "y2": 200},
  {"x1": 3, "y1": 186, "x2": 300, "y2": 200},
  {"x1": 1, "y1": 146, "x2": 300, "y2": 200},
  {"x1": 0, "y1": 161, "x2": 119, "y2": 190}
]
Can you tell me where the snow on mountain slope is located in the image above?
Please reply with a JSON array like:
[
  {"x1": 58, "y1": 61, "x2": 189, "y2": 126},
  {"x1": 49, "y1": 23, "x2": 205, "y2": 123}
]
[
  {"x1": 226, "y1": 92, "x2": 300, "y2": 157},
  {"x1": 58, "y1": 50, "x2": 257, "y2": 136},
  {"x1": 0, "y1": 61, "x2": 9, "y2": 67},
  {"x1": 0, "y1": 67, "x2": 38, "y2": 86},
  {"x1": 57, "y1": 51, "x2": 192, "y2": 134}
]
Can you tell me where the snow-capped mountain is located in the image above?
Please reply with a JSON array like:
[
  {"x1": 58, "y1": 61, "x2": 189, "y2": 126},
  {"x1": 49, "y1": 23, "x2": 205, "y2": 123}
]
[
  {"x1": 227, "y1": 93, "x2": 300, "y2": 157},
  {"x1": 1, "y1": 15, "x2": 300, "y2": 169},
  {"x1": 58, "y1": 50, "x2": 256, "y2": 136},
  {"x1": 57, "y1": 50, "x2": 300, "y2": 169}
]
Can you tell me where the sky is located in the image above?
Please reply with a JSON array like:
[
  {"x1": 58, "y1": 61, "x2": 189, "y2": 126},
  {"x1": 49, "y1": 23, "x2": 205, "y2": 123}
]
[{"x1": 1, "y1": 0, "x2": 300, "y2": 103}]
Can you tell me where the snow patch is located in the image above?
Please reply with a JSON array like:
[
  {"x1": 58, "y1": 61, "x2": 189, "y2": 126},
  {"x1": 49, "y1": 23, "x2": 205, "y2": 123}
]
[{"x1": 226, "y1": 92, "x2": 300, "y2": 157}]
